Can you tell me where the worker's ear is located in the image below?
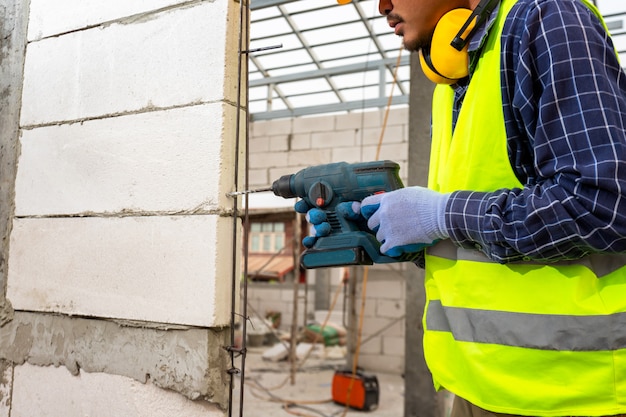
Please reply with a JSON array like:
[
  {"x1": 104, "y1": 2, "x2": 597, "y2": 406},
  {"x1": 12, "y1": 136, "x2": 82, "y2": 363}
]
[{"x1": 419, "y1": 0, "x2": 498, "y2": 84}]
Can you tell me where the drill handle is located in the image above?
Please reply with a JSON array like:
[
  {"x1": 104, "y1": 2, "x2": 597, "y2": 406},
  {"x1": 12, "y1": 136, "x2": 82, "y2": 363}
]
[{"x1": 329, "y1": 203, "x2": 371, "y2": 236}]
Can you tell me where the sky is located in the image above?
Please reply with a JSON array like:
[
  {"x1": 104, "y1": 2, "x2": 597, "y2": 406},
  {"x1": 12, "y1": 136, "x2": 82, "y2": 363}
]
[
  {"x1": 595, "y1": 1, "x2": 626, "y2": 60},
  {"x1": 595, "y1": 1, "x2": 626, "y2": 15}
]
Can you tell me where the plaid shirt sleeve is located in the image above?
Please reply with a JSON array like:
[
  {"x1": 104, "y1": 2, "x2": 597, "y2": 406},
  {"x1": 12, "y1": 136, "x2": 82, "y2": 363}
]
[{"x1": 446, "y1": 0, "x2": 626, "y2": 263}]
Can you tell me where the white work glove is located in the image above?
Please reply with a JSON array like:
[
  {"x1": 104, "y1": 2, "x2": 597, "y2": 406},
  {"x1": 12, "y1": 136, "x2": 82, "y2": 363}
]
[{"x1": 359, "y1": 186, "x2": 450, "y2": 257}]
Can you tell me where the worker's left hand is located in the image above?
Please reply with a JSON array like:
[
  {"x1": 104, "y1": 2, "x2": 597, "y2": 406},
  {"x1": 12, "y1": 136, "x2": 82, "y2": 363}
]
[
  {"x1": 295, "y1": 200, "x2": 364, "y2": 248},
  {"x1": 295, "y1": 201, "x2": 329, "y2": 248},
  {"x1": 359, "y1": 186, "x2": 450, "y2": 257}
]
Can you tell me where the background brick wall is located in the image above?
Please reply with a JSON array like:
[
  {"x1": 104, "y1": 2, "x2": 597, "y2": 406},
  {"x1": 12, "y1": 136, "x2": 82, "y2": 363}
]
[{"x1": 247, "y1": 107, "x2": 411, "y2": 374}]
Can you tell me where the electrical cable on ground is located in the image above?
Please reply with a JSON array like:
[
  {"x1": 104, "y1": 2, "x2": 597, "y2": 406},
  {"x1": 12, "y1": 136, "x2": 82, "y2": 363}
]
[{"x1": 244, "y1": 275, "x2": 347, "y2": 394}]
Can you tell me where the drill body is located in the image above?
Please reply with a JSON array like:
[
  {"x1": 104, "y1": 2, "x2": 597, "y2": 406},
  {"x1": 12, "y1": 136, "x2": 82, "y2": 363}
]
[{"x1": 271, "y1": 160, "x2": 421, "y2": 268}]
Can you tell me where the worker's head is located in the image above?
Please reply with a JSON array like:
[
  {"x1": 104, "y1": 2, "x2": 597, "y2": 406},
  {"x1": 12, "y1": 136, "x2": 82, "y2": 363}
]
[
  {"x1": 339, "y1": 0, "x2": 496, "y2": 84},
  {"x1": 338, "y1": 0, "x2": 475, "y2": 52},
  {"x1": 376, "y1": 0, "x2": 474, "y2": 52}
]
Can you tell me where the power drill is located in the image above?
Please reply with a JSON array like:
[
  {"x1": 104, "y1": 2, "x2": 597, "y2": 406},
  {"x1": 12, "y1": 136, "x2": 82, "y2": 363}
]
[{"x1": 269, "y1": 160, "x2": 422, "y2": 269}]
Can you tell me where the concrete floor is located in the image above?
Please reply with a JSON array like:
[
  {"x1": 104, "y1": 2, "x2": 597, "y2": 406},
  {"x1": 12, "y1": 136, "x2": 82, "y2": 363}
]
[{"x1": 230, "y1": 346, "x2": 406, "y2": 416}]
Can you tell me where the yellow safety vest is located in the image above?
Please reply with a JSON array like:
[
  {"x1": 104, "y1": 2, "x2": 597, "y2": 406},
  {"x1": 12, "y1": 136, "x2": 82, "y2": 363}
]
[{"x1": 425, "y1": 0, "x2": 626, "y2": 415}]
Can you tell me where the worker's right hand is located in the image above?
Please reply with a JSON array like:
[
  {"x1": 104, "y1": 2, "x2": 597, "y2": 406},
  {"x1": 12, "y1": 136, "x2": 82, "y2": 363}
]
[{"x1": 359, "y1": 186, "x2": 449, "y2": 257}]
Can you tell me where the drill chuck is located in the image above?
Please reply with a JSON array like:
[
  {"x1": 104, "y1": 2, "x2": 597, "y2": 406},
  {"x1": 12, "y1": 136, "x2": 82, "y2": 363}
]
[{"x1": 271, "y1": 175, "x2": 297, "y2": 199}]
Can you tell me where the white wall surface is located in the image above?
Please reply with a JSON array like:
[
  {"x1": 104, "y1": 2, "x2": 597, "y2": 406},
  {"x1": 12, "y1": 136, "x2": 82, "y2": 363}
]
[
  {"x1": 10, "y1": 0, "x2": 242, "y2": 328},
  {"x1": 10, "y1": 364, "x2": 223, "y2": 417},
  {"x1": 21, "y1": 2, "x2": 229, "y2": 126},
  {"x1": 8, "y1": 215, "x2": 234, "y2": 325},
  {"x1": 595, "y1": 0, "x2": 626, "y2": 15},
  {"x1": 15, "y1": 104, "x2": 230, "y2": 216},
  {"x1": 595, "y1": 1, "x2": 626, "y2": 63},
  {"x1": 27, "y1": 0, "x2": 192, "y2": 41}
]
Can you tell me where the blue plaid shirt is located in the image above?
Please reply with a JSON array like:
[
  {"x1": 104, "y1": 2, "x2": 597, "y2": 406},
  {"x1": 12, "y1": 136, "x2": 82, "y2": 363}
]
[{"x1": 446, "y1": 0, "x2": 626, "y2": 263}]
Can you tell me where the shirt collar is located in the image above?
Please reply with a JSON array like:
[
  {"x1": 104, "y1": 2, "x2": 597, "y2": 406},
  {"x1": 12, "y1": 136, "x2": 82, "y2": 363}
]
[
  {"x1": 452, "y1": 0, "x2": 502, "y2": 87},
  {"x1": 468, "y1": 0, "x2": 502, "y2": 54}
]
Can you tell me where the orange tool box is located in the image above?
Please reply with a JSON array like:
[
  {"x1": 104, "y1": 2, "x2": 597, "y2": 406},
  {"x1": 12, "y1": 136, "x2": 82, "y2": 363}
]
[{"x1": 331, "y1": 369, "x2": 379, "y2": 411}]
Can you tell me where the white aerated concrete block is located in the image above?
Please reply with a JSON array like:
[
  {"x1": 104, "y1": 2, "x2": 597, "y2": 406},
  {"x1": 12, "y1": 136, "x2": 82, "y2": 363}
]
[
  {"x1": 21, "y1": 1, "x2": 229, "y2": 125},
  {"x1": 27, "y1": 0, "x2": 189, "y2": 40},
  {"x1": 11, "y1": 364, "x2": 224, "y2": 417},
  {"x1": 7, "y1": 215, "x2": 235, "y2": 327},
  {"x1": 15, "y1": 104, "x2": 230, "y2": 216},
  {"x1": 0, "y1": 366, "x2": 10, "y2": 417}
]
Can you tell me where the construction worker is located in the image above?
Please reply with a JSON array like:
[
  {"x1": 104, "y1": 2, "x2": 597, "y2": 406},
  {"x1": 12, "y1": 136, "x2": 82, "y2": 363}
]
[{"x1": 299, "y1": 0, "x2": 626, "y2": 415}]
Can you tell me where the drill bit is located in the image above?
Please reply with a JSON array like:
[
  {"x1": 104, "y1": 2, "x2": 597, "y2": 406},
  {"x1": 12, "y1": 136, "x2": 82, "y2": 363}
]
[{"x1": 226, "y1": 187, "x2": 273, "y2": 197}]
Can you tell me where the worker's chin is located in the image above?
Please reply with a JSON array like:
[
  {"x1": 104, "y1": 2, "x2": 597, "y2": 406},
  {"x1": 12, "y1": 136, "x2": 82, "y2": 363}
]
[{"x1": 401, "y1": 36, "x2": 425, "y2": 53}]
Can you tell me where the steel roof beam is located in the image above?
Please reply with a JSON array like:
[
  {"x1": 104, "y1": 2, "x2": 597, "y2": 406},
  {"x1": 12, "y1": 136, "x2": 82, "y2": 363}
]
[
  {"x1": 250, "y1": 0, "x2": 298, "y2": 10},
  {"x1": 351, "y1": 1, "x2": 407, "y2": 96},
  {"x1": 250, "y1": 95, "x2": 409, "y2": 121},
  {"x1": 249, "y1": 55, "x2": 410, "y2": 87}
]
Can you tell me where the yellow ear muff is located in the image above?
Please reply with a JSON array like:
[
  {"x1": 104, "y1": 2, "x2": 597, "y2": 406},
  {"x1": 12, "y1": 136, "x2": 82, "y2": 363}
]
[
  {"x1": 419, "y1": 8, "x2": 476, "y2": 84},
  {"x1": 419, "y1": 49, "x2": 454, "y2": 85}
]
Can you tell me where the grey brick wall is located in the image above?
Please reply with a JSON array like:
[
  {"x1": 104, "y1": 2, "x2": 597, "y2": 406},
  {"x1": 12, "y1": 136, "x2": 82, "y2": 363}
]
[{"x1": 247, "y1": 107, "x2": 411, "y2": 374}]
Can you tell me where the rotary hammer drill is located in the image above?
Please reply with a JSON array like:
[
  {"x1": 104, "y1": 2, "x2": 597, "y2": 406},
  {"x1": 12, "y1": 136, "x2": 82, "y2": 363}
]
[{"x1": 268, "y1": 160, "x2": 421, "y2": 269}]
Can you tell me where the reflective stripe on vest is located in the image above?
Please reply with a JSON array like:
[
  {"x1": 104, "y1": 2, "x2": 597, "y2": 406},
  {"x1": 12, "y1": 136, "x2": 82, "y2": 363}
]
[
  {"x1": 424, "y1": 0, "x2": 626, "y2": 414},
  {"x1": 427, "y1": 299, "x2": 626, "y2": 351},
  {"x1": 429, "y1": 238, "x2": 626, "y2": 279}
]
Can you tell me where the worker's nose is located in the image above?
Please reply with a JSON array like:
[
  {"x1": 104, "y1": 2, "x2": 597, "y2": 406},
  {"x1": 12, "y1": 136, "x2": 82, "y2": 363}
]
[{"x1": 378, "y1": 0, "x2": 393, "y2": 15}]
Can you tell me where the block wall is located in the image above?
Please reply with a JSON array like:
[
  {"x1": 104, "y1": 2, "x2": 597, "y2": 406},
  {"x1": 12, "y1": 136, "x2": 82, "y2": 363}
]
[
  {"x1": 247, "y1": 283, "x2": 316, "y2": 334},
  {"x1": 12, "y1": 0, "x2": 242, "y2": 328},
  {"x1": 248, "y1": 108, "x2": 410, "y2": 374},
  {"x1": 249, "y1": 108, "x2": 410, "y2": 187},
  {"x1": 355, "y1": 266, "x2": 408, "y2": 374},
  {"x1": 1, "y1": 0, "x2": 245, "y2": 415}
]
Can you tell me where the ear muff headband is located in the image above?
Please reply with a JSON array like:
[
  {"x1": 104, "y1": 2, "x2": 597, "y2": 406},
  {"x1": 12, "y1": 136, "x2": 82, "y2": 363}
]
[{"x1": 419, "y1": 0, "x2": 499, "y2": 84}]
